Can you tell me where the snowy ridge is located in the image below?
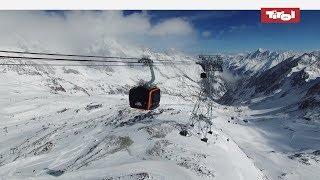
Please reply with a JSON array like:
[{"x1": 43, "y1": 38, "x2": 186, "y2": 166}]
[
  {"x1": 224, "y1": 49, "x2": 298, "y2": 76},
  {"x1": 216, "y1": 49, "x2": 320, "y2": 180},
  {"x1": 221, "y1": 50, "x2": 320, "y2": 114}
]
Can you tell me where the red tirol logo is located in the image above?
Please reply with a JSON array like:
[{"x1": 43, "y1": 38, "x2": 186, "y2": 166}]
[{"x1": 261, "y1": 8, "x2": 300, "y2": 23}]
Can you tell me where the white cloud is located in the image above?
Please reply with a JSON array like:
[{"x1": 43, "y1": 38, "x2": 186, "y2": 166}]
[
  {"x1": 0, "y1": 11, "x2": 197, "y2": 54},
  {"x1": 201, "y1": 31, "x2": 211, "y2": 37},
  {"x1": 149, "y1": 18, "x2": 194, "y2": 36},
  {"x1": 228, "y1": 24, "x2": 250, "y2": 32}
]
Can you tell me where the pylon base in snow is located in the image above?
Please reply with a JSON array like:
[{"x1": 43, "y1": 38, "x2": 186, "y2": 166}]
[
  {"x1": 201, "y1": 138, "x2": 208, "y2": 142},
  {"x1": 179, "y1": 130, "x2": 188, "y2": 136}
]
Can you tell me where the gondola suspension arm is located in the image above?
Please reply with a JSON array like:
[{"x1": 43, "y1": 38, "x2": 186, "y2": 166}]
[{"x1": 138, "y1": 57, "x2": 155, "y2": 88}]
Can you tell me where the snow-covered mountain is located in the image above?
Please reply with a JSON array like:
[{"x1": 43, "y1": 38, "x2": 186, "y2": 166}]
[
  {"x1": 224, "y1": 48, "x2": 298, "y2": 76},
  {"x1": 0, "y1": 44, "x2": 319, "y2": 180},
  {"x1": 219, "y1": 49, "x2": 320, "y2": 180},
  {"x1": 221, "y1": 50, "x2": 320, "y2": 120}
]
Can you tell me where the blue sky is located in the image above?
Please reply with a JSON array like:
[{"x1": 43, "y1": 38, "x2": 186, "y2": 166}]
[{"x1": 125, "y1": 11, "x2": 320, "y2": 54}]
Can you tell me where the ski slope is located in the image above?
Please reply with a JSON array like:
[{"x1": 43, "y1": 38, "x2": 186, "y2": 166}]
[{"x1": 0, "y1": 93, "x2": 264, "y2": 180}]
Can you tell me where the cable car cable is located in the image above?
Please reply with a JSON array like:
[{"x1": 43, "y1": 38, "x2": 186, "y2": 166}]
[
  {"x1": 0, "y1": 50, "x2": 193, "y2": 63},
  {"x1": 0, "y1": 55, "x2": 193, "y2": 64},
  {"x1": 0, "y1": 63, "x2": 146, "y2": 67},
  {"x1": 0, "y1": 50, "x2": 139, "y2": 60},
  {"x1": 0, "y1": 63, "x2": 194, "y2": 67},
  {"x1": 0, "y1": 55, "x2": 140, "y2": 63}
]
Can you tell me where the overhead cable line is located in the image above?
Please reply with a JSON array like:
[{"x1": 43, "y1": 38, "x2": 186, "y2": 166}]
[
  {"x1": 0, "y1": 50, "x2": 192, "y2": 63},
  {"x1": 0, "y1": 55, "x2": 146, "y2": 64},
  {"x1": 0, "y1": 63, "x2": 145, "y2": 67},
  {"x1": 0, "y1": 55, "x2": 193, "y2": 64},
  {"x1": 0, "y1": 50, "x2": 139, "y2": 60},
  {"x1": 0, "y1": 63, "x2": 193, "y2": 67}
]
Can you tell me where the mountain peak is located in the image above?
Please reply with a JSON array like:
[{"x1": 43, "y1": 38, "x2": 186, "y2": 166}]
[
  {"x1": 246, "y1": 48, "x2": 271, "y2": 59},
  {"x1": 257, "y1": 48, "x2": 265, "y2": 52}
]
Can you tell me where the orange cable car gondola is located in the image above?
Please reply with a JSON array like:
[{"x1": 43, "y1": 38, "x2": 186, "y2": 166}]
[{"x1": 129, "y1": 57, "x2": 161, "y2": 110}]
